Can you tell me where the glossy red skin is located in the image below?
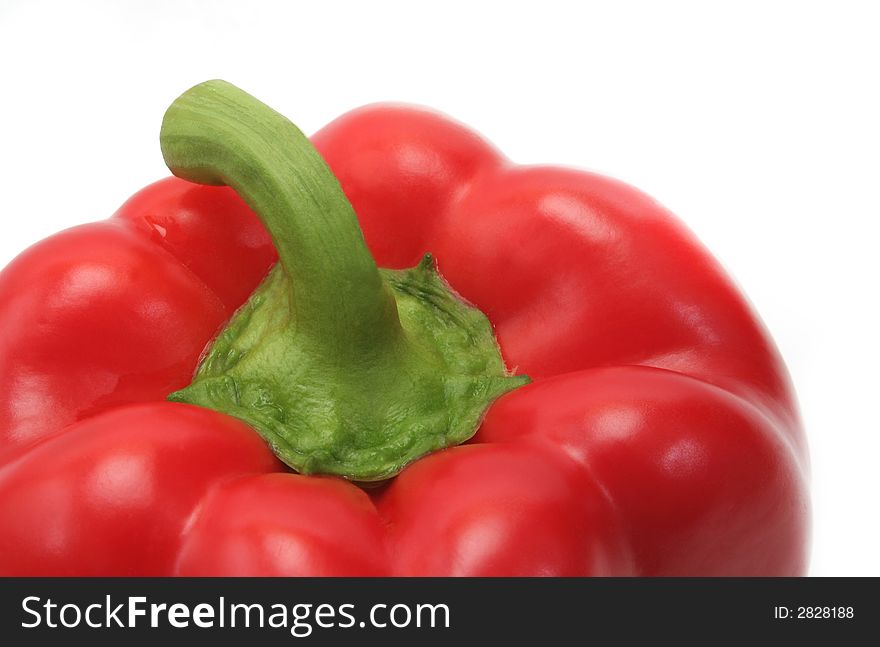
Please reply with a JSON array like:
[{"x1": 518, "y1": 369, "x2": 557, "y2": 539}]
[{"x1": 0, "y1": 105, "x2": 808, "y2": 575}]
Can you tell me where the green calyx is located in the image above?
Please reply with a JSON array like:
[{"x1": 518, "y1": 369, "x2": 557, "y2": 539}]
[{"x1": 162, "y1": 80, "x2": 528, "y2": 481}]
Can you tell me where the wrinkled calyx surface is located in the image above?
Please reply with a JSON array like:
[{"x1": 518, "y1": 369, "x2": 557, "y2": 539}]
[{"x1": 161, "y1": 80, "x2": 527, "y2": 480}]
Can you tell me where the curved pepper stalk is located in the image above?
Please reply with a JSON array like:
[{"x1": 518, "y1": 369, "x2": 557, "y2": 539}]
[{"x1": 162, "y1": 80, "x2": 528, "y2": 480}]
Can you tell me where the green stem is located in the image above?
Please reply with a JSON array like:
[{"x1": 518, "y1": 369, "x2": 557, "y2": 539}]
[
  {"x1": 161, "y1": 80, "x2": 400, "y2": 355},
  {"x1": 162, "y1": 80, "x2": 528, "y2": 481}
]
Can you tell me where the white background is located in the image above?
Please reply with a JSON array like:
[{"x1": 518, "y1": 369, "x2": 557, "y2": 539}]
[{"x1": 1, "y1": 0, "x2": 877, "y2": 576}]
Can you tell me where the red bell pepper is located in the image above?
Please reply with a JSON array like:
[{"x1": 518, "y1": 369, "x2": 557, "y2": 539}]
[{"x1": 0, "y1": 81, "x2": 809, "y2": 575}]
